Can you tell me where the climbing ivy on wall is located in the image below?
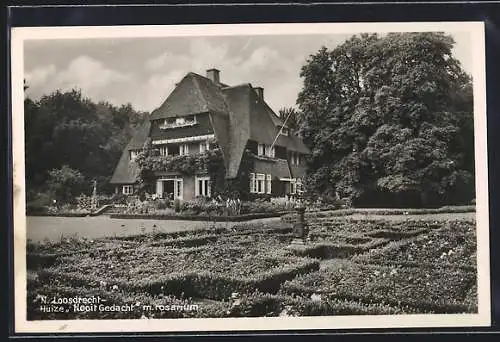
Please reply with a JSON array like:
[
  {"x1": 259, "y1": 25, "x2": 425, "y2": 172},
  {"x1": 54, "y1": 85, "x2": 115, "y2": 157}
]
[{"x1": 135, "y1": 142, "x2": 254, "y2": 199}]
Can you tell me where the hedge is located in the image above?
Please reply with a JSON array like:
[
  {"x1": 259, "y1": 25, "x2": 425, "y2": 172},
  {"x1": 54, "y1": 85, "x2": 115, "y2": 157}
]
[
  {"x1": 288, "y1": 238, "x2": 388, "y2": 259},
  {"x1": 38, "y1": 258, "x2": 320, "y2": 301},
  {"x1": 109, "y1": 211, "x2": 287, "y2": 221}
]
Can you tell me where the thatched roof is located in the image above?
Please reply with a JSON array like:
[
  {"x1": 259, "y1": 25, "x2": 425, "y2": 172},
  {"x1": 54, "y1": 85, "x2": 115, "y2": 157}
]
[
  {"x1": 109, "y1": 120, "x2": 150, "y2": 184},
  {"x1": 112, "y1": 71, "x2": 310, "y2": 184},
  {"x1": 150, "y1": 73, "x2": 229, "y2": 120}
]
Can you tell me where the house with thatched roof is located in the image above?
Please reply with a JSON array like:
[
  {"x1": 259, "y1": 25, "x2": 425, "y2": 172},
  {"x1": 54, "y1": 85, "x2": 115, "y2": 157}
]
[{"x1": 110, "y1": 68, "x2": 310, "y2": 200}]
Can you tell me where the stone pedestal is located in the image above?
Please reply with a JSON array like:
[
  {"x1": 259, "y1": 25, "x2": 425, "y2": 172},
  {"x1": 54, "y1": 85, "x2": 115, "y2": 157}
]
[{"x1": 291, "y1": 205, "x2": 309, "y2": 244}]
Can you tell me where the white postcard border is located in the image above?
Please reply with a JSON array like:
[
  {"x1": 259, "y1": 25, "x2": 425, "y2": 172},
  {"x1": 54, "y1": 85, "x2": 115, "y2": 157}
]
[{"x1": 11, "y1": 21, "x2": 490, "y2": 333}]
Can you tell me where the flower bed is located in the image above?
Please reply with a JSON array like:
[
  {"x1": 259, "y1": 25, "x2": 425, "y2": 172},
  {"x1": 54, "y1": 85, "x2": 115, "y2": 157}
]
[
  {"x1": 26, "y1": 215, "x2": 477, "y2": 319},
  {"x1": 280, "y1": 261, "x2": 476, "y2": 313},
  {"x1": 352, "y1": 221, "x2": 476, "y2": 269},
  {"x1": 303, "y1": 206, "x2": 475, "y2": 219},
  {"x1": 288, "y1": 238, "x2": 389, "y2": 259}
]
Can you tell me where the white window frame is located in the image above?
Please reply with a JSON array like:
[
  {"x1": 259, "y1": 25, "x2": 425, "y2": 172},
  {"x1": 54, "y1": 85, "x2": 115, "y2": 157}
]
[
  {"x1": 291, "y1": 152, "x2": 300, "y2": 165},
  {"x1": 199, "y1": 141, "x2": 210, "y2": 153},
  {"x1": 122, "y1": 185, "x2": 133, "y2": 195},
  {"x1": 266, "y1": 174, "x2": 272, "y2": 194},
  {"x1": 195, "y1": 176, "x2": 211, "y2": 197},
  {"x1": 290, "y1": 179, "x2": 297, "y2": 194},
  {"x1": 267, "y1": 145, "x2": 275, "y2": 158},
  {"x1": 258, "y1": 143, "x2": 266, "y2": 156},
  {"x1": 175, "y1": 117, "x2": 186, "y2": 125},
  {"x1": 174, "y1": 179, "x2": 183, "y2": 200},
  {"x1": 159, "y1": 145, "x2": 168, "y2": 156},
  {"x1": 129, "y1": 150, "x2": 138, "y2": 161},
  {"x1": 250, "y1": 173, "x2": 256, "y2": 193},
  {"x1": 296, "y1": 178, "x2": 303, "y2": 194},
  {"x1": 256, "y1": 173, "x2": 266, "y2": 194},
  {"x1": 179, "y1": 144, "x2": 189, "y2": 156}
]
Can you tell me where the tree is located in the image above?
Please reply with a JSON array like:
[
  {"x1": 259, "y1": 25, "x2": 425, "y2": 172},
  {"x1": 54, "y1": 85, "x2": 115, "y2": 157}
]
[
  {"x1": 297, "y1": 33, "x2": 474, "y2": 207},
  {"x1": 46, "y1": 165, "x2": 86, "y2": 203},
  {"x1": 278, "y1": 107, "x2": 300, "y2": 133},
  {"x1": 24, "y1": 89, "x2": 148, "y2": 198}
]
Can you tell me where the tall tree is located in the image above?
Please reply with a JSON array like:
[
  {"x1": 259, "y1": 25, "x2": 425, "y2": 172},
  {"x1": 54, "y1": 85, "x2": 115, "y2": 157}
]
[
  {"x1": 278, "y1": 107, "x2": 300, "y2": 133},
  {"x1": 24, "y1": 89, "x2": 148, "y2": 199},
  {"x1": 297, "y1": 33, "x2": 474, "y2": 207}
]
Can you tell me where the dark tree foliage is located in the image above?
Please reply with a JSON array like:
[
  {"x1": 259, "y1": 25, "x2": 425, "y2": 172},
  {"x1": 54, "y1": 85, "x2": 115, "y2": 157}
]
[
  {"x1": 25, "y1": 89, "x2": 148, "y2": 199},
  {"x1": 296, "y1": 33, "x2": 474, "y2": 207},
  {"x1": 278, "y1": 107, "x2": 301, "y2": 133}
]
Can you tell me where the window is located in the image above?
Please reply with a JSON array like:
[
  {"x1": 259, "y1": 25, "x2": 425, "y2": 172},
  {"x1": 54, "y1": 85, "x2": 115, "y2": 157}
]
[
  {"x1": 266, "y1": 174, "x2": 272, "y2": 194},
  {"x1": 267, "y1": 146, "x2": 275, "y2": 158},
  {"x1": 256, "y1": 174, "x2": 265, "y2": 194},
  {"x1": 195, "y1": 176, "x2": 211, "y2": 197},
  {"x1": 290, "y1": 179, "x2": 297, "y2": 194},
  {"x1": 159, "y1": 145, "x2": 168, "y2": 156},
  {"x1": 179, "y1": 144, "x2": 189, "y2": 156},
  {"x1": 296, "y1": 178, "x2": 303, "y2": 194},
  {"x1": 159, "y1": 115, "x2": 197, "y2": 129},
  {"x1": 129, "y1": 150, "x2": 138, "y2": 161},
  {"x1": 258, "y1": 143, "x2": 266, "y2": 156},
  {"x1": 250, "y1": 173, "x2": 265, "y2": 194},
  {"x1": 291, "y1": 152, "x2": 301, "y2": 165},
  {"x1": 122, "y1": 185, "x2": 133, "y2": 195},
  {"x1": 280, "y1": 127, "x2": 289, "y2": 136},
  {"x1": 199, "y1": 141, "x2": 210, "y2": 153}
]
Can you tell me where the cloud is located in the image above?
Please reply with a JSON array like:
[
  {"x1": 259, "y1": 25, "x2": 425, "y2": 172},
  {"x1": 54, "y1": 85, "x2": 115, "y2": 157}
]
[
  {"x1": 25, "y1": 55, "x2": 131, "y2": 105},
  {"x1": 25, "y1": 64, "x2": 57, "y2": 88},
  {"x1": 132, "y1": 69, "x2": 186, "y2": 111},
  {"x1": 55, "y1": 55, "x2": 131, "y2": 89},
  {"x1": 23, "y1": 37, "x2": 330, "y2": 112}
]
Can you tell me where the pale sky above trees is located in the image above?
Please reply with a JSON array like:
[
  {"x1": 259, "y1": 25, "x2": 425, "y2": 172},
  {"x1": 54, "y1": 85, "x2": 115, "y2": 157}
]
[{"x1": 24, "y1": 31, "x2": 472, "y2": 113}]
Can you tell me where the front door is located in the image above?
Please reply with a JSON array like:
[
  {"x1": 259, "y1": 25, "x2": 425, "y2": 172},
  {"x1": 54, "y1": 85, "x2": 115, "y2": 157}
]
[{"x1": 164, "y1": 180, "x2": 175, "y2": 199}]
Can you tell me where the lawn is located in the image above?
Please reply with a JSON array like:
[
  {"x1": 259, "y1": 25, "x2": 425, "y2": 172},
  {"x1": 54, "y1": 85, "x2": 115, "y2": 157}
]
[{"x1": 26, "y1": 212, "x2": 478, "y2": 319}]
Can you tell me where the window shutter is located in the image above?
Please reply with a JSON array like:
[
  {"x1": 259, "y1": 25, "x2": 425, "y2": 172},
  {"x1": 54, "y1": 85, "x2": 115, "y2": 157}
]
[{"x1": 266, "y1": 174, "x2": 272, "y2": 194}]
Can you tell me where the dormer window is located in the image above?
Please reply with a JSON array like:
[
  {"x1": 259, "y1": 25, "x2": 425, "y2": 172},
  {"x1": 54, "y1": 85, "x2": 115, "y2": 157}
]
[
  {"x1": 159, "y1": 115, "x2": 197, "y2": 129},
  {"x1": 258, "y1": 143, "x2": 266, "y2": 156},
  {"x1": 267, "y1": 145, "x2": 275, "y2": 158}
]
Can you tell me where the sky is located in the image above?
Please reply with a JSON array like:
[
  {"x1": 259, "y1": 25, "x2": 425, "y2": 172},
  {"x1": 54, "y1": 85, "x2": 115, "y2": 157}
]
[{"x1": 24, "y1": 32, "x2": 472, "y2": 113}]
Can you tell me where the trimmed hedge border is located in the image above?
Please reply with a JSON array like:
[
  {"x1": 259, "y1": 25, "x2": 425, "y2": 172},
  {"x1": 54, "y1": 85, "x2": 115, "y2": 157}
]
[
  {"x1": 304, "y1": 205, "x2": 475, "y2": 219},
  {"x1": 288, "y1": 238, "x2": 389, "y2": 259},
  {"x1": 37, "y1": 258, "x2": 320, "y2": 301},
  {"x1": 108, "y1": 211, "x2": 288, "y2": 222}
]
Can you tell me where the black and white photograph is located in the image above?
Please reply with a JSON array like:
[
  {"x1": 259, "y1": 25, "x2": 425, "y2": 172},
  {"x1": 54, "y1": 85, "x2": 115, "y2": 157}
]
[{"x1": 11, "y1": 22, "x2": 490, "y2": 333}]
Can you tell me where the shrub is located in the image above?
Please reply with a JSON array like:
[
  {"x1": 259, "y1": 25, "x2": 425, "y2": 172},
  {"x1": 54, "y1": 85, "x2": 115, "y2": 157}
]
[
  {"x1": 155, "y1": 198, "x2": 170, "y2": 210},
  {"x1": 174, "y1": 199, "x2": 181, "y2": 213}
]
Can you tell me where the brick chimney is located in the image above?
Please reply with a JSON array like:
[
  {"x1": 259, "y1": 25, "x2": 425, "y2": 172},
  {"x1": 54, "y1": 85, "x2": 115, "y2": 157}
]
[
  {"x1": 254, "y1": 87, "x2": 264, "y2": 100},
  {"x1": 206, "y1": 68, "x2": 220, "y2": 84}
]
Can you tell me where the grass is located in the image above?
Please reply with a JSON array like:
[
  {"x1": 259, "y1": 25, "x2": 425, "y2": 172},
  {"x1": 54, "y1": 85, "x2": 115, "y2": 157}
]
[{"x1": 26, "y1": 210, "x2": 478, "y2": 319}]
